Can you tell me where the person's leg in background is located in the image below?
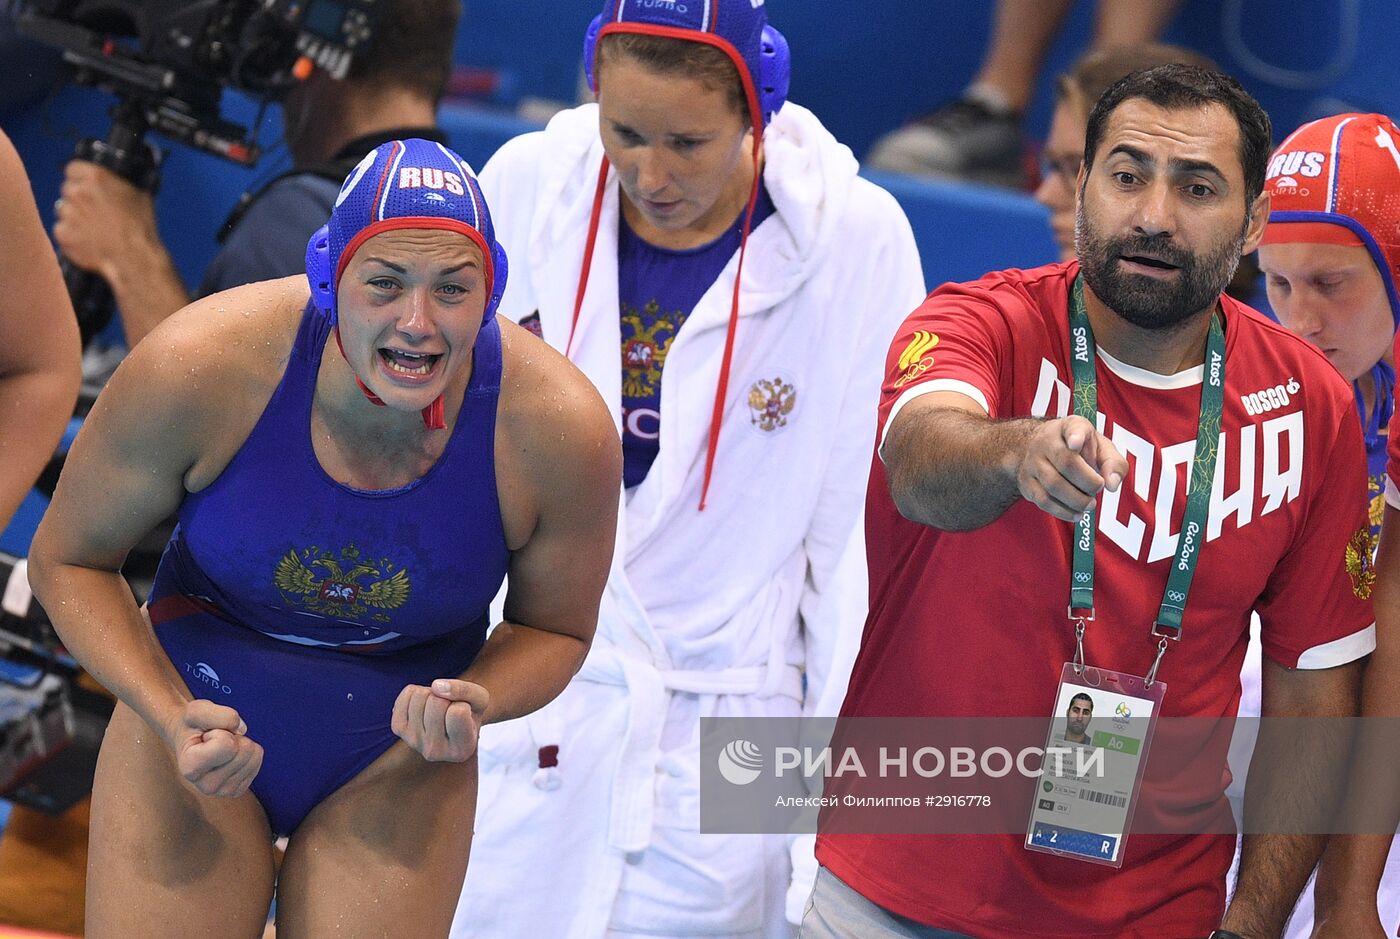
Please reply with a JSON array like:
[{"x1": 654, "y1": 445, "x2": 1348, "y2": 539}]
[
  {"x1": 966, "y1": 0, "x2": 1076, "y2": 116},
  {"x1": 867, "y1": 0, "x2": 1184, "y2": 189},
  {"x1": 0, "y1": 672, "x2": 116, "y2": 936},
  {"x1": 1091, "y1": 0, "x2": 1184, "y2": 48},
  {"x1": 866, "y1": 0, "x2": 1072, "y2": 187}
]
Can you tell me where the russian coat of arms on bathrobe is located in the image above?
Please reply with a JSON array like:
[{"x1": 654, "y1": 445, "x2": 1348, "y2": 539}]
[{"x1": 747, "y1": 377, "x2": 797, "y2": 432}]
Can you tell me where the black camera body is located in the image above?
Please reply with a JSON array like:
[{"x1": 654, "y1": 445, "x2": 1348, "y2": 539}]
[
  {"x1": 13, "y1": 0, "x2": 382, "y2": 162},
  {"x1": 9, "y1": 0, "x2": 382, "y2": 341},
  {"x1": 20, "y1": 0, "x2": 381, "y2": 84}
]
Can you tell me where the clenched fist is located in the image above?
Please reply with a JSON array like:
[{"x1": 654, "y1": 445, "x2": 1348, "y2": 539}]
[
  {"x1": 392, "y1": 678, "x2": 490, "y2": 762},
  {"x1": 171, "y1": 698, "x2": 264, "y2": 798}
]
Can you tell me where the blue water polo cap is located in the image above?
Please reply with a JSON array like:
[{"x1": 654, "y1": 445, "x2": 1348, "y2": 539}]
[
  {"x1": 304, "y1": 138, "x2": 508, "y2": 430},
  {"x1": 583, "y1": 0, "x2": 790, "y2": 128},
  {"x1": 307, "y1": 137, "x2": 507, "y2": 322}
]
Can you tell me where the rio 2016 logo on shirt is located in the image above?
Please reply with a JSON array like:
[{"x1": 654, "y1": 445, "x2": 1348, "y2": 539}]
[{"x1": 894, "y1": 331, "x2": 939, "y2": 388}]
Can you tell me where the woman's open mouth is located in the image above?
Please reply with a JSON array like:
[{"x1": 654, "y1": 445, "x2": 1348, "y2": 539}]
[{"x1": 378, "y1": 348, "x2": 443, "y2": 383}]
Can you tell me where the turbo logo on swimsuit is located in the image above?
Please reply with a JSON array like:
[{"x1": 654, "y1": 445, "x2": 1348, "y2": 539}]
[{"x1": 185, "y1": 661, "x2": 233, "y2": 695}]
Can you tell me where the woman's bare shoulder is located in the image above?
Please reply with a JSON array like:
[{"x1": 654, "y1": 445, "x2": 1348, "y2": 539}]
[
  {"x1": 93, "y1": 277, "x2": 312, "y2": 482},
  {"x1": 494, "y1": 317, "x2": 621, "y2": 512},
  {"x1": 134, "y1": 276, "x2": 310, "y2": 387},
  {"x1": 496, "y1": 317, "x2": 615, "y2": 439}
]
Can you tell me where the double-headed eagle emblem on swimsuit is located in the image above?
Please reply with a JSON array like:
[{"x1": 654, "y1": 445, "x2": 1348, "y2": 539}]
[
  {"x1": 621, "y1": 300, "x2": 685, "y2": 398},
  {"x1": 1346, "y1": 525, "x2": 1378, "y2": 601},
  {"x1": 273, "y1": 544, "x2": 411, "y2": 621}
]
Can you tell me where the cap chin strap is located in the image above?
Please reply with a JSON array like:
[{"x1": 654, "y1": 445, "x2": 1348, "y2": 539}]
[
  {"x1": 1360, "y1": 359, "x2": 1395, "y2": 456},
  {"x1": 332, "y1": 325, "x2": 447, "y2": 430}
]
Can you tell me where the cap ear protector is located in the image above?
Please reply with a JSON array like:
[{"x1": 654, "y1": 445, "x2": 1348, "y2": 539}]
[
  {"x1": 582, "y1": 14, "x2": 790, "y2": 125},
  {"x1": 306, "y1": 224, "x2": 334, "y2": 317},
  {"x1": 755, "y1": 25, "x2": 790, "y2": 123},
  {"x1": 485, "y1": 239, "x2": 508, "y2": 320},
  {"x1": 305, "y1": 224, "x2": 509, "y2": 323}
]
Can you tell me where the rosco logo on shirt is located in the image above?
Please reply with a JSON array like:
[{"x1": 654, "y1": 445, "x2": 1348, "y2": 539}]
[{"x1": 1241, "y1": 378, "x2": 1300, "y2": 416}]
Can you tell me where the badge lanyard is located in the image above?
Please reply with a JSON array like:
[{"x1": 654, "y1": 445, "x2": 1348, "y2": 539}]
[{"x1": 1065, "y1": 275, "x2": 1225, "y2": 685}]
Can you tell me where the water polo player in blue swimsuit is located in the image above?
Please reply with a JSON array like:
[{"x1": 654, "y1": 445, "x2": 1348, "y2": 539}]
[{"x1": 28, "y1": 138, "x2": 621, "y2": 938}]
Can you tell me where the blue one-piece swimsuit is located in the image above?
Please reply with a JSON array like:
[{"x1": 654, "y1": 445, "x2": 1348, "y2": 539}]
[{"x1": 149, "y1": 303, "x2": 510, "y2": 836}]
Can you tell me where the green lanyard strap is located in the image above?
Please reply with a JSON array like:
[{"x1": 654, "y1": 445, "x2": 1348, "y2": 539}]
[{"x1": 1065, "y1": 275, "x2": 1225, "y2": 682}]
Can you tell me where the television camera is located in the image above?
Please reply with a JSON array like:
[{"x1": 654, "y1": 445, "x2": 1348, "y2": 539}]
[{"x1": 10, "y1": 0, "x2": 383, "y2": 341}]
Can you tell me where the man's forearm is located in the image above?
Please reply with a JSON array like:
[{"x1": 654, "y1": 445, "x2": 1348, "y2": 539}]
[
  {"x1": 884, "y1": 406, "x2": 1038, "y2": 531},
  {"x1": 1312, "y1": 652, "x2": 1400, "y2": 917},
  {"x1": 102, "y1": 239, "x2": 191, "y2": 347},
  {"x1": 1313, "y1": 832, "x2": 1392, "y2": 919},
  {"x1": 1225, "y1": 833, "x2": 1325, "y2": 937},
  {"x1": 1313, "y1": 520, "x2": 1400, "y2": 923},
  {"x1": 1226, "y1": 664, "x2": 1362, "y2": 937}
]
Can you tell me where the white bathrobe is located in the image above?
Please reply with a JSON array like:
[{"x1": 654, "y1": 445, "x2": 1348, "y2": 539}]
[{"x1": 452, "y1": 101, "x2": 926, "y2": 939}]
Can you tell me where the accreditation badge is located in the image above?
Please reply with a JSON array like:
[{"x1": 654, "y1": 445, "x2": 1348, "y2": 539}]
[{"x1": 1024, "y1": 662, "x2": 1165, "y2": 867}]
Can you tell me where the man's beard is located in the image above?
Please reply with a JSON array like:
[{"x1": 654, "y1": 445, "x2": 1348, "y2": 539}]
[{"x1": 1076, "y1": 206, "x2": 1246, "y2": 331}]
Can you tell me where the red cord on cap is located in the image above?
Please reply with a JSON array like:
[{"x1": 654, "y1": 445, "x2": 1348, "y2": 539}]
[
  {"x1": 568, "y1": 140, "x2": 762, "y2": 510},
  {"x1": 567, "y1": 160, "x2": 614, "y2": 360}
]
